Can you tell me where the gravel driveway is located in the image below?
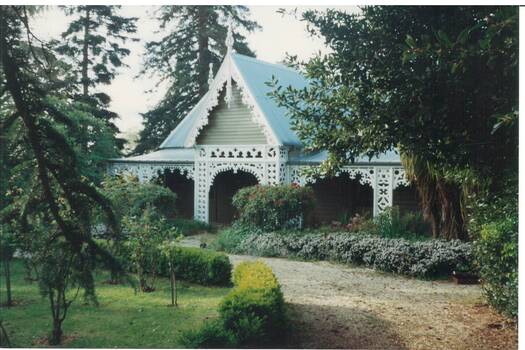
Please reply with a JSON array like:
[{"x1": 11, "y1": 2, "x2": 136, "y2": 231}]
[{"x1": 183, "y1": 236, "x2": 517, "y2": 349}]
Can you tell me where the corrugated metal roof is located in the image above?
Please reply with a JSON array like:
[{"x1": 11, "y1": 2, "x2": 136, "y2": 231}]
[
  {"x1": 231, "y1": 53, "x2": 307, "y2": 146},
  {"x1": 158, "y1": 91, "x2": 210, "y2": 149},
  {"x1": 112, "y1": 53, "x2": 400, "y2": 166},
  {"x1": 288, "y1": 149, "x2": 401, "y2": 164},
  {"x1": 110, "y1": 148, "x2": 195, "y2": 163}
]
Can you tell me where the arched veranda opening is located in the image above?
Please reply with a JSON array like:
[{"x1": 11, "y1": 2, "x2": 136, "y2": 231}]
[
  {"x1": 209, "y1": 170, "x2": 259, "y2": 225},
  {"x1": 307, "y1": 173, "x2": 373, "y2": 225},
  {"x1": 156, "y1": 169, "x2": 194, "y2": 219}
]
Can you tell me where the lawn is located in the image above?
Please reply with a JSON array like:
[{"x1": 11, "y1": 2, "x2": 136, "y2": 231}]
[{"x1": 1, "y1": 260, "x2": 231, "y2": 347}]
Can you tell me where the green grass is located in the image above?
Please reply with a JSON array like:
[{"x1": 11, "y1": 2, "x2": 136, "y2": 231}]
[{"x1": 1, "y1": 260, "x2": 231, "y2": 348}]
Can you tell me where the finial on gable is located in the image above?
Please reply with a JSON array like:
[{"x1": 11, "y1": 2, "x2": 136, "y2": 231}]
[{"x1": 225, "y1": 22, "x2": 234, "y2": 53}]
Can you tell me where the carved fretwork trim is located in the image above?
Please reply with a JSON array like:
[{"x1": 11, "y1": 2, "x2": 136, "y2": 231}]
[{"x1": 184, "y1": 53, "x2": 279, "y2": 147}]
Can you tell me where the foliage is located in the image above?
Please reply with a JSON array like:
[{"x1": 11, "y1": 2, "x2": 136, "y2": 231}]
[
  {"x1": 270, "y1": 6, "x2": 518, "y2": 240},
  {"x1": 169, "y1": 218, "x2": 213, "y2": 236},
  {"x1": 135, "y1": 6, "x2": 259, "y2": 154},
  {"x1": 36, "y1": 240, "x2": 101, "y2": 344},
  {"x1": 178, "y1": 319, "x2": 237, "y2": 349},
  {"x1": 100, "y1": 175, "x2": 178, "y2": 221},
  {"x1": 1, "y1": 260, "x2": 231, "y2": 347},
  {"x1": 55, "y1": 5, "x2": 138, "y2": 150},
  {"x1": 158, "y1": 246, "x2": 232, "y2": 286},
  {"x1": 179, "y1": 261, "x2": 285, "y2": 348},
  {"x1": 212, "y1": 223, "x2": 262, "y2": 254},
  {"x1": 232, "y1": 184, "x2": 315, "y2": 231},
  {"x1": 474, "y1": 214, "x2": 517, "y2": 318},
  {"x1": 0, "y1": 6, "x2": 125, "y2": 344},
  {"x1": 0, "y1": 226, "x2": 16, "y2": 306},
  {"x1": 122, "y1": 209, "x2": 179, "y2": 292},
  {"x1": 220, "y1": 228, "x2": 472, "y2": 279},
  {"x1": 467, "y1": 172, "x2": 518, "y2": 318},
  {"x1": 372, "y1": 206, "x2": 430, "y2": 240}
]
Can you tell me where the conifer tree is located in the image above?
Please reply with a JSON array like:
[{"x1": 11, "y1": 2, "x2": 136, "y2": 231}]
[
  {"x1": 0, "y1": 6, "x2": 125, "y2": 344},
  {"x1": 135, "y1": 6, "x2": 259, "y2": 154},
  {"x1": 56, "y1": 5, "x2": 138, "y2": 150}
]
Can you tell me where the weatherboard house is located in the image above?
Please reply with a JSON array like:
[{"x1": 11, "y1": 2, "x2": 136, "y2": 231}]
[{"x1": 108, "y1": 29, "x2": 418, "y2": 224}]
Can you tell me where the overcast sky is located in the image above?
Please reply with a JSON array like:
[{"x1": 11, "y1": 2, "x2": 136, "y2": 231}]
[{"x1": 31, "y1": 6, "x2": 358, "y2": 141}]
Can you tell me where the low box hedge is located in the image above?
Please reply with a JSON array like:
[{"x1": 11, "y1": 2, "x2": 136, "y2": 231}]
[
  {"x1": 158, "y1": 246, "x2": 232, "y2": 286},
  {"x1": 179, "y1": 261, "x2": 286, "y2": 348},
  {"x1": 96, "y1": 239, "x2": 232, "y2": 287}
]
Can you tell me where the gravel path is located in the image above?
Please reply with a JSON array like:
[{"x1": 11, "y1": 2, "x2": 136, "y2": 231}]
[{"x1": 183, "y1": 236, "x2": 517, "y2": 349}]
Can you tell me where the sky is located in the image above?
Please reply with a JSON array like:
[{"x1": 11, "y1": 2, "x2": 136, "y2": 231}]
[{"x1": 31, "y1": 6, "x2": 358, "y2": 143}]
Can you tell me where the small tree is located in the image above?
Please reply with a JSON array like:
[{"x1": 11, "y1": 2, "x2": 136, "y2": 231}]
[
  {"x1": 37, "y1": 240, "x2": 98, "y2": 345},
  {"x1": 124, "y1": 209, "x2": 177, "y2": 292},
  {"x1": 100, "y1": 175, "x2": 178, "y2": 284},
  {"x1": 159, "y1": 238, "x2": 183, "y2": 307}
]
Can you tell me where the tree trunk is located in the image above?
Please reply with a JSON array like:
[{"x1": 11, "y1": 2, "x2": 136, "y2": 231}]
[
  {"x1": 81, "y1": 8, "x2": 90, "y2": 98},
  {"x1": 48, "y1": 290, "x2": 62, "y2": 345},
  {"x1": 3, "y1": 259, "x2": 12, "y2": 307},
  {"x1": 437, "y1": 181, "x2": 468, "y2": 240},
  {"x1": 49, "y1": 318, "x2": 62, "y2": 346},
  {"x1": 196, "y1": 6, "x2": 210, "y2": 96},
  {"x1": 169, "y1": 262, "x2": 177, "y2": 307}
]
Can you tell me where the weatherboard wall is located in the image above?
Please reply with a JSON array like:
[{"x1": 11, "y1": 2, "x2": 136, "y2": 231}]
[{"x1": 196, "y1": 84, "x2": 267, "y2": 145}]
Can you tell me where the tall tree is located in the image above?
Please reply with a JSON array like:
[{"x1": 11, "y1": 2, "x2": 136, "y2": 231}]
[
  {"x1": 135, "y1": 6, "x2": 259, "y2": 154},
  {"x1": 56, "y1": 5, "x2": 138, "y2": 151},
  {"x1": 0, "y1": 6, "x2": 125, "y2": 344},
  {"x1": 270, "y1": 6, "x2": 518, "y2": 240}
]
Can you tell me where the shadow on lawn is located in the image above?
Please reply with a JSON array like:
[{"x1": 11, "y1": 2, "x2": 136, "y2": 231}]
[{"x1": 283, "y1": 302, "x2": 406, "y2": 349}]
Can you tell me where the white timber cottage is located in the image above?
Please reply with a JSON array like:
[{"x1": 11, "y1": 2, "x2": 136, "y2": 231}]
[{"x1": 108, "y1": 28, "x2": 419, "y2": 225}]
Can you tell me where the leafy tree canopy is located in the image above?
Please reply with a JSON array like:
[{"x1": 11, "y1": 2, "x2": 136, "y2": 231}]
[
  {"x1": 271, "y1": 6, "x2": 518, "y2": 183},
  {"x1": 270, "y1": 6, "x2": 518, "y2": 240}
]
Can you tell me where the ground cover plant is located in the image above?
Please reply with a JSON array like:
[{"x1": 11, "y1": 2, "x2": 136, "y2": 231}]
[
  {"x1": 0, "y1": 260, "x2": 231, "y2": 347},
  {"x1": 216, "y1": 227, "x2": 473, "y2": 279}
]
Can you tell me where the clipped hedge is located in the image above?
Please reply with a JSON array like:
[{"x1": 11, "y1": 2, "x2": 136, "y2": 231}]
[
  {"x1": 232, "y1": 184, "x2": 315, "y2": 230},
  {"x1": 229, "y1": 231, "x2": 472, "y2": 278},
  {"x1": 179, "y1": 261, "x2": 286, "y2": 348},
  {"x1": 158, "y1": 247, "x2": 232, "y2": 286},
  {"x1": 96, "y1": 239, "x2": 232, "y2": 286}
]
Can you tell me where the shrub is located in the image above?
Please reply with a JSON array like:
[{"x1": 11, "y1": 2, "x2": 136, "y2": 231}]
[
  {"x1": 170, "y1": 218, "x2": 212, "y2": 236},
  {"x1": 178, "y1": 319, "x2": 237, "y2": 348},
  {"x1": 474, "y1": 217, "x2": 518, "y2": 318},
  {"x1": 101, "y1": 175, "x2": 178, "y2": 221},
  {"x1": 158, "y1": 247, "x2": 232, "y2": 286},
  {"x1": 373, "y1": 206, "x2": 430, "y2": 240},
  {"x1": 232, "y1": 184, "x2": 315, "y2": 230},
  {"x1": 226, "y1": 228, "x2": 472, "y2": 279},
  {"x1": 123, "y1": 209, "x2": 176, "y2": 292},
  {"x1": 179, "y1": 261, "x2": 286, "y2": 348},
  {"x1": 212, "y1": 224, "x2": 260, "y2": 254}
]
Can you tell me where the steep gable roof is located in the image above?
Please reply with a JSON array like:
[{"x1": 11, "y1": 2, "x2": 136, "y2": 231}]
[{"x1": 159, "y1": 52, "x2": 307, "y2": 149}]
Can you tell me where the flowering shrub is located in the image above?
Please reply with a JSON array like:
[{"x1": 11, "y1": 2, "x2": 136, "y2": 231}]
[
  {"x1": 228, "y1": 230, "x2": 472, "y2": 278},
  {"x1": 232, "y1": 184, "x2": 315, "y2": 230}
]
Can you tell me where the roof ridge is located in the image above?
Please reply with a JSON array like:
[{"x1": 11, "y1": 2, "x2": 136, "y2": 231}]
[{"x1": 232, "y1": 52, "x2": 302, "y2": 75}]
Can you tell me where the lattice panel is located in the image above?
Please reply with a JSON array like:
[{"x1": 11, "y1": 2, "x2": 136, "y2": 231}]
[{"x1": 108, "y1": 162, "x2": 194, "y2": 183}]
